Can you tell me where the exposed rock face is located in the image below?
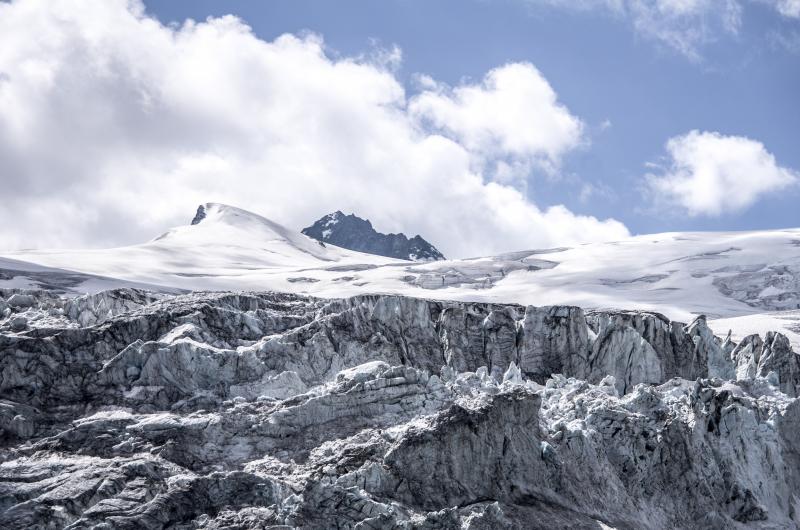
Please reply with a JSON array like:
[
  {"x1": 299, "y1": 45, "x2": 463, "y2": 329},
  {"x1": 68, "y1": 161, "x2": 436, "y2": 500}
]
[
  {"x1": 302, "y1": 211, "x2": 445, "y2": 261},
  {"x1": 190, "y1": 204, "x2": 207, "y2": 225},
  {"x1": 1, "y1": 288, "x2": 799, "y2": 528}
]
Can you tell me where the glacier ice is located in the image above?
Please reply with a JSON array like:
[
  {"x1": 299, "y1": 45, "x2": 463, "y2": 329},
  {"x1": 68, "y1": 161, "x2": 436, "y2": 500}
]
[{"x1": 1, "y1": 288, "x2": 800, "y2": 528}]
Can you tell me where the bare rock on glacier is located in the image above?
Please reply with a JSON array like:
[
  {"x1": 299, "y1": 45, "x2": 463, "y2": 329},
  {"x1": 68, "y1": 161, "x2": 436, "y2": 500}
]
[{"x1": 0, "y1": 288, "x2": 798, "y2": 528}]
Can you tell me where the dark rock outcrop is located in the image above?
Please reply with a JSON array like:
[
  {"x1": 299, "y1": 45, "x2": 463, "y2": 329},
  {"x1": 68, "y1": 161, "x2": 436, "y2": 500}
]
[
  {"x1": 190, "y1": 205, "x2": 207, "y2": 225},
  {"x1": 302, "y1": 211, "x2": 445, "y2": 261}
]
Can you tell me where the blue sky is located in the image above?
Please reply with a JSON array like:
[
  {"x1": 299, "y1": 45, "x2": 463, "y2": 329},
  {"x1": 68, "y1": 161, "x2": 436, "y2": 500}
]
[
  {"x1": 0, "y1": 0, "x2": 798, "y2": 255},
  {"x1": 143, "y1": 0, "x2": 800, "y2": 235}
]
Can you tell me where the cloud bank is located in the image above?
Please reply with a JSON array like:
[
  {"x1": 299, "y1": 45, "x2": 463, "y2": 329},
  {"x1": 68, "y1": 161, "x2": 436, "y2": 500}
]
[
  {"x1": 0, "y1": 0, "x2": 629, "y2": 258},
  {"x1": 646, "y1": 130, "x2": 798, "y2": 216}
]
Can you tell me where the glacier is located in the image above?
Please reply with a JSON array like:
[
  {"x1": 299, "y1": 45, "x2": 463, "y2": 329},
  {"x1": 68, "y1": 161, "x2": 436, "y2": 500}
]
[
  {"x1": 2, "y1": 203, "x2": 799, "y2": 348},
  {"x1": 2, "y1": 204, "x2": 800, "y2": 528},
  {"x1": 1, "y1": 288, "x2": 800, "y2": 528}
]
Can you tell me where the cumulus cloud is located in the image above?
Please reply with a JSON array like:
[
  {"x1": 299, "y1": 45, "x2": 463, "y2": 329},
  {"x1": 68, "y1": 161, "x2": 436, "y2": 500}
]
[
  {"x1": 645, "y1": 130, "x2": 798, "y2": 216},
  {"x1": 409, "y1": 63, "x2": 585, "y2": 173},
  {"x1": 0, "y1": 0, "x2": 628, "y2": 257}
]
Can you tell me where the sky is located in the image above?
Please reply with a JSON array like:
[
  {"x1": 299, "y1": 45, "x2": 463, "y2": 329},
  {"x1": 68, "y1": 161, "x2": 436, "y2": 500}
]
[{"x1": 0, "y1": 0, "x2": 798, "y2": 257}]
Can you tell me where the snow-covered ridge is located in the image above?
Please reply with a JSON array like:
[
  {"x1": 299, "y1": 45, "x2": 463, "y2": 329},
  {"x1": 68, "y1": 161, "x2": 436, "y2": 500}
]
[
  {"x1": 1, "y1": 203, "x2": 400, "y2": 292},
  {"x1": 154, "y1": 202, "x2": 372, "y2": 262},
  {"x1": 2, "y1": 203, "x2": 800, "y2": 346}
]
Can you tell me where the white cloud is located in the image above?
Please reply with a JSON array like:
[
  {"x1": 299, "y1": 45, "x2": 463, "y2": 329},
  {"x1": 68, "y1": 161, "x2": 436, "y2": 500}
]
[
  {"x1": 529, "y1": 0, "x2": 800, "y2": 59},
  {"x1": 763, "y1": 0, "x2": 800, "y2": 17},
  {"x1": 0, "y1": 0, "x2": 628, "y2": 257},
  {"x1": 646, "y1": 130, "x2": 798, "y2": 216},
  {"x1": 408, "y1": 63, "x2": 585, "y2": 173},
  {"x1": 528, "y1": 0, "x2": 742, "y2": 60}
]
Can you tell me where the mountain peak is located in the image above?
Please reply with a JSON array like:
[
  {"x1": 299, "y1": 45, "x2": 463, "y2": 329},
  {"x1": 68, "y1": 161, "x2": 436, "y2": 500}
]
[
  {"x1": 190, "y1": 203, "x2": 245, "y2": 226},
  {"x1": 190, "y1": 205, "x2": 207, "y2": 225},
  {"x1": 187, "y1": 203, "x2": 285, "y2": 231},
  {"x1": 302, "y1": 212, "x2": 445, "y2": 261},
  {"x1": 144, "y1": 203, "x2": 398, "y2": 269}
]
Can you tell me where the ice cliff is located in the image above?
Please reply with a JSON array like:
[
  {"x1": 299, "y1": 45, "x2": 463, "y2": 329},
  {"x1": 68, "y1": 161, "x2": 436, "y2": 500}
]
[{"x1": 1, "y1": 288, "x2": 799, "y2": 528}]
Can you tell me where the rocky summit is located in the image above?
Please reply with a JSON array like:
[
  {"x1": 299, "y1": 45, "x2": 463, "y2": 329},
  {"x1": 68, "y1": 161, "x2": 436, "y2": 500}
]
[
  {"x1": 302, "y1": 211, "x2": 445, "y2": 261},
  {"x1": 1, "y1": 287, "x2": 800, "y2": 529}
]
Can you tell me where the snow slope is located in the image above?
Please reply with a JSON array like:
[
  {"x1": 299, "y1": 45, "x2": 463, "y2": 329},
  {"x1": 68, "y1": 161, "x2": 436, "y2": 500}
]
[
  {"x1": 4, "y1": 203, "x2": 800, "y2": 345},
  {"x1": 2, "y1": 203, "x2": 400, "y2": 292},
  {"x1": 0, "y1": 256, "x2": 182, "y2": 294}
]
